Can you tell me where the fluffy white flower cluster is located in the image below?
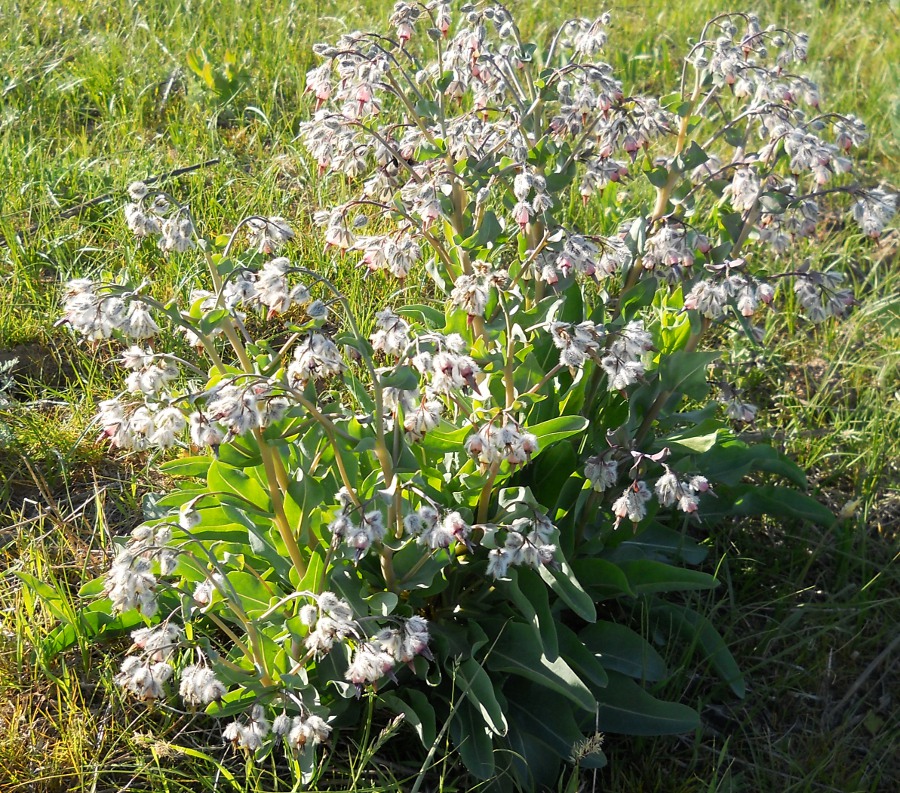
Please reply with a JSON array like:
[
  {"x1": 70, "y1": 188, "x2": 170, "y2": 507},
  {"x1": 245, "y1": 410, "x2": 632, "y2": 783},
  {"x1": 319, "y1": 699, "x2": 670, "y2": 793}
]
[
  {"x1": 684, "y1": 261, "x2": 775, "y2": 319},
  {"x1": 272, "y1": 711, "x2": 332, "y2": 750},
  {"x1": 123, "y1": 184, "x2": 196, "y2": 253},
  {"x1": 97, "y1": 379, "x2": 286, "y2": 455},
  {"x1": 537, "y1": 231, "x2": 630, "y2": 285},
  {"x1": 378, "y1": 330, "x2": 484, "y2": 429},
  {"x1": 403, "y1": 506, "x2": 472, "y2": 550},
  {"x1": 205, "y1": 381, "x2": 288, "y2": 441},
  {"x1": 131, "y1": 623, "x2": 183, "y2": 662},
  {"x1": 355, "y1": 233, "x2": 423, "y2": 278},
  {"x1": 219, "y1": 258, "x2": 310, "y2": 316},
  {"x1": 464, "y1": 422, "x2": 538, "y2": 468},
  {"x1": 721, "y1": 392, "x2": 758, "y2": 423},
  {"x1": 224, "y1": 705, "x2": 271, "y2": 751},
  {"x1": 486, "y1": 513, "x2": 557, "y2": 579},
  {"x1": 566, "y1": 14, "x2": 612, "y2": 58},
  {"x1": 313, "y1": 31, "x2": 388, "y2": 120},
  {"x1": 852, "y1": 189, "x2": 897, "y2": 239},
  {"x1": 612, "y1": 471, "x2": 711, "y2": 528},
  {"x1": 115, "y1": 627, "x2": 227, "y2": 707},
  {"x1": 401, "y1": 396, "x2": 443, "y2": 443},
  {"x1": 793, "y1": 270, "x2": 854, "y2": 323},
  {"x1": 549, "y1": 320, "x2": 605, "y2": 371},
  {"x1": 641, "y1": 224, "x2": 710, "y2": 278},
  {"x1": 413, "y1": 345, "x2": 480, "y2": 395},
  {"x1": 370, "y1": 309, "x2": 411, "y2": 357},
  {"x1": 345, "y1": 616, "x2": 431, "y2": 693},
  {"x1": 698, "y1": 16, "x2": 808, "y2": 88},
  {"x1": 191, "y1": 571, "x2": 224, "y2": 607},
  {"x1": 580, "y1": 157, "x2": 629, "y2": 197},
  {"x1": 757, "y1": 184, "x2": 820, "y2": 254},
  {"x1": 610, "y1": 480, "x2": 652, "y2": 528},
  {"x1": 400, "y1": 180, "x2": 449, "y2": 227},
  {"x1": 96, "y1": 397, "x2": 177, "y2": 450},
  {"x1": 287, "y1": 333, "x2": 345, "y2": 385},
  {"x1": 184, "y1": 258, "x2": 308, "y2": 320},
  {"x1": 654, "y1": 469, "x2": 711, "y2": 514},
  {"x1": 61, "y1": 280, "x2": 160, "y2": 341},
  {"x1": 544, "y1": 233, "x2": 602, "y2": 283},
  {"x1": 450, "y1": 267, "x2": 508, "y2": 318},
  {"x1": 601, "y1": 321, "x2": 653, "y2": 391},
  {"x1": 683, "y1": 17, "x2": 896, "y2": 247},
  {"x1": 388, "y1": 0, "x2": 422, "y2": 45},
  {"x1": 511, "y1": 169, "x2": 553, "y2": 229},
  {"x1": 328, "y1": 493, "x2": 387, "y2": 563},
  {"x1": 435, "y1": 7, "x2": 519, "y2": 109},
  {"x1": 299, "y1": 5, "x2": 679, "y2": 282},
  {"x1": 179, "y1": 663, "x2": 227, "y2": 708},
  {"x1": 245, "y1": 217, "x2": 294, "y2": 255},
  {"x1": 303, "y1": 592, "x2": 358, "y2": 656},
  {"x1": 585, "y1": 455, "x2": 618, "y2": 492},
  {"x1": 119, "y1": 346, "x2": 176, "y2": 395},
  {"x1": 104, "y1": 523, "x2": 176, "y2": 616},
  {"x1": 115, "y1": 656, "x2": 173, "y2": 700},
  {"x1": 724, "y1": 167, "x2": 761, "y2": 213}
]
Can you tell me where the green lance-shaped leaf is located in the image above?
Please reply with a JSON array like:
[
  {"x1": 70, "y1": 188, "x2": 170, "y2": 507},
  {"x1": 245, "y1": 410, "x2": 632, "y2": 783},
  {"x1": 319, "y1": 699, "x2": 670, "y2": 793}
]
[
  {"x1": 505, "y1": 692, "x2": 583, "y2": 789},
  {"x1": 557, "y1": 623, "x2": 608, "y2": 690},
  {"x1": 207, "y1": 461, "x2": 271, "y2": 509},
  {"x1": 657, "y1": 349, "x2": 719, "y2": 401},
  {"x1": 487, "y1": 621, "x2": 595, "y2": 712},
  {"x1": 217, "y1": 571, "x2": 281, "y2": 620},
  {"x1": 381, "y1": 690, "x2": 437, "y2": 748},
  {"x1": 618, "y1": 276, "x2": 658, "y2": 321},
  {"x1": 456, "y1": 657, "x2": 509, "y2": 736},
  {"x1": 528, "y1": 415, "x2": 590, "y2": 449},
  {"x1": 580, "y1": 621, "x2": 667, "y2": 682},
  {"x1": 449, "y1": 698, "x2": 496, "y2": 780},
  {"x1": 596, "y1": 671, "x2": 700, "y2": 735},
  {"x1": 654, "y1": 418, "x2": 723, "y2": 453},
  {"x1": 539, "y1": 555, "x2": 596, "y2": 622},
  {"x1": 160, "y1": 455, "x2": 215, "y2": 477},
  {"x1": 571, "y1": 558, "x2": 636, "y2": 600},
  {"x1": 618, "y1": 559, "x2": 720, "y2": 595},
  {"x1": 676, "y1": 140, "x2": 709, "y2": 171},
  {"x1": 501, "y1": 568, "x2": 559, "y2": 658},
  {"x1": 610, "y1": 523, "x2": 709, "y2": 566},
  {"x1": 695, "y1": 439, "x2": 808, "y2": 488},
  {"x1": 727, "y1": 484, "x2": 836, "y2": 526}
]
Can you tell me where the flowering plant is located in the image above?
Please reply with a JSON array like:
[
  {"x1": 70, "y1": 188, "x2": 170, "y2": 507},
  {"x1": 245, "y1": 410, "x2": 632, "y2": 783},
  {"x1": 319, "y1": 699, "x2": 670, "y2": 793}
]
[{"x1": 32, "y1": 2, "x2": 894, "y2": 789}]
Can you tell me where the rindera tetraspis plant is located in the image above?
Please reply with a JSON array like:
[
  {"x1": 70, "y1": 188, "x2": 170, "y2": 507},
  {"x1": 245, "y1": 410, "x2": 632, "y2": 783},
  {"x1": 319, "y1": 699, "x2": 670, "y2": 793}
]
[{"x1": 31, "y1": 3, "x2": 896, "y2": 789}]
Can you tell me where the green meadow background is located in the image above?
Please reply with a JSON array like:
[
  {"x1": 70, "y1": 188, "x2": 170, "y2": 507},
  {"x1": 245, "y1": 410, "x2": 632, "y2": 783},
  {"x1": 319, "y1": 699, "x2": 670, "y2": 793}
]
[{"x1": 0, "y1": 1, "x2": 896, "y2": 790}]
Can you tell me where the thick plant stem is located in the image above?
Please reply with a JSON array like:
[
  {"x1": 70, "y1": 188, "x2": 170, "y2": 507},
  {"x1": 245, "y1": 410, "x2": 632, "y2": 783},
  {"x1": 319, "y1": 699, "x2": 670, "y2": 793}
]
[
  {"x1": 254, "y1": 428, "x2": 307, "y2": 580},
  {"x1": 204, "y1": 251, "x2": 311, "y2": 577},
  {"x1": 651, "y1": 78, "x2": 703, "y2": 222},
  {"x1": 731, "y1": 200, "x2": 760, "y2": 259},
  {"x1": 477, "y1": 461, "x2": 501, "y2": 525},
  {"x1": 380, "y1": 546, "x2": 397, "y2": 592},
  {"x1": 500, "y1": 293, "x2": 516, "y2": 409},
  {"x1": 204, "y1": 612, "x2": 258, "y2": 670}
]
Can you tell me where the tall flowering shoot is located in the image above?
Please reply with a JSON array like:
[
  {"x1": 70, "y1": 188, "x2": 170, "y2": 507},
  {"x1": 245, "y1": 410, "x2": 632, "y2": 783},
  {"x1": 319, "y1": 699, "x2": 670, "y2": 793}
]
[{"x1": 43, "y1": 4, "x2": 894, "y2": 789}]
